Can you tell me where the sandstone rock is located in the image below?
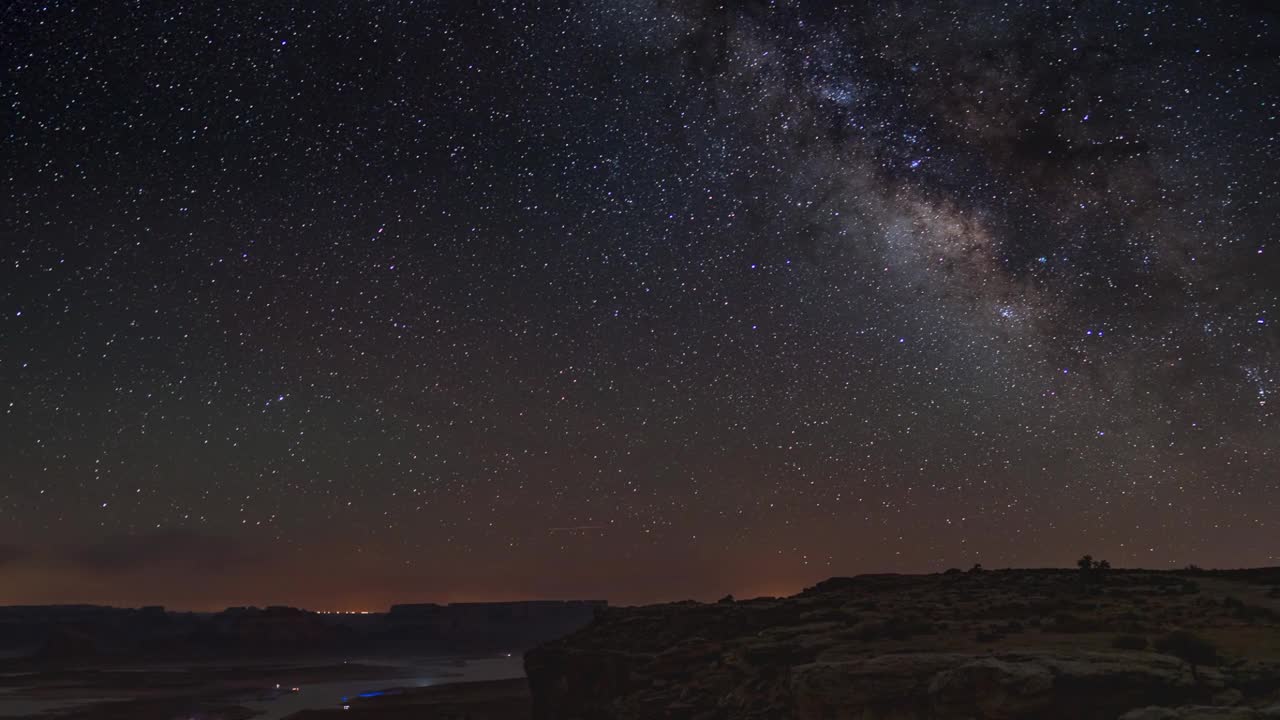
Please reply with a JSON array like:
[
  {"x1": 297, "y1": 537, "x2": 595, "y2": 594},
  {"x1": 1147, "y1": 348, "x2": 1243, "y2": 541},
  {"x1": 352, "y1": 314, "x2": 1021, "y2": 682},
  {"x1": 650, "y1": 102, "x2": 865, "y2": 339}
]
[
  {"x1": 525, "y1": 570, "x2": 1280, "y2": 720},
  {"x1": 1120, "y1": 705, "x2": 1280, "y2": 719},
  {"x1": 791, "y1": 654, "x2": 967, "y2": 718},
  {"x1": 791, "y1": 651, "x2": 1202, "y2": 720},
  {"x1": 1213, "y1": 689, "x2": 1244, "y2": 706},
  {"x1": 928, "y1": 656, "x2": 1055, "y2": 718},
  {"x1": 930, "y1": 651, "x2": 1202, "y2": 719}
]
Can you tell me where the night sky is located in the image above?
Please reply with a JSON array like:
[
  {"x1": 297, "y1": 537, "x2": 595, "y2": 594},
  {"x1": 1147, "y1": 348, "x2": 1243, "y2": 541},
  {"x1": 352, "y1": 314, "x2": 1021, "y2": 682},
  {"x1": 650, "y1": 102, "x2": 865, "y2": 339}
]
[{"x1": 3, "y1": 2, "x2": 1278, "y2": 611}]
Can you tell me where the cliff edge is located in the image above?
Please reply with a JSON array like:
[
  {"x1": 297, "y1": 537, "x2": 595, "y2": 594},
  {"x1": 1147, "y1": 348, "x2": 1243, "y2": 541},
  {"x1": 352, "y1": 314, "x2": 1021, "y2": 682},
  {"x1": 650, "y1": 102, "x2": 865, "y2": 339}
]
[{"x1": 526, "y1": 569, "x2": 1280, "y2": 719}]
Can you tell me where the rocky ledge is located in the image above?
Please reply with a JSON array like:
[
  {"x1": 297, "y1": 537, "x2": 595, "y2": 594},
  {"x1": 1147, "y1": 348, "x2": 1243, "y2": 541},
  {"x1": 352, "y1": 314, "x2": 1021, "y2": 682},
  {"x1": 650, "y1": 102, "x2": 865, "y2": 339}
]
[{"x1": 526, "y1": 569, "x2": 1280, "y2": 719}]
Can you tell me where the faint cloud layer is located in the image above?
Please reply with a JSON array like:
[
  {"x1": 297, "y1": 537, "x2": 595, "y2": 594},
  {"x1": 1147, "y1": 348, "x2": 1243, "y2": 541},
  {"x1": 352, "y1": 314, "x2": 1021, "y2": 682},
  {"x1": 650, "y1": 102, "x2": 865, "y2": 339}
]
[
  {"x1": 0, "y1": 530, "x2": 263, "y2": 576},
  {"x1": 68, "y1": 529, "x2": 262, "y2": 574},
  {"x1": 0, "y1": 543, "x2": 28, "y2": 568}
]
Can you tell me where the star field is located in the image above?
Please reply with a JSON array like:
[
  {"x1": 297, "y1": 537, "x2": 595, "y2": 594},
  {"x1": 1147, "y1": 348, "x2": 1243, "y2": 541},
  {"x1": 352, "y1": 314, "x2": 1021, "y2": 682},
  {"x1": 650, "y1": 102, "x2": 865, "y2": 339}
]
[{"x1": 2, "y1": 1, "x2": 1278, "y2": 610}]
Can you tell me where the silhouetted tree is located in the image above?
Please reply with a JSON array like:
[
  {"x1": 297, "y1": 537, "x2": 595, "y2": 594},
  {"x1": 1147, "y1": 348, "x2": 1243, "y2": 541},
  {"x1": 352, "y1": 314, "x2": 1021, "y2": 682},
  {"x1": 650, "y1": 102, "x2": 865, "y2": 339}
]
[
  {"x1": 1078, "y1": 555, "x2": 1111, "y2": 591},
  {"x1": 1077, "y1": 555, "x2": 1111, "y2": 571}
]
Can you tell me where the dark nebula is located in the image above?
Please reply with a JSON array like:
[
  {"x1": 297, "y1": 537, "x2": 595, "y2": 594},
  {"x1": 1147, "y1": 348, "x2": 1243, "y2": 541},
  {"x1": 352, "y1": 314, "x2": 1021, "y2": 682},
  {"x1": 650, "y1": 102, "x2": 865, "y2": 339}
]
[{"x1": 2, "y1": 1, "x2": 1277, "y2": 609}]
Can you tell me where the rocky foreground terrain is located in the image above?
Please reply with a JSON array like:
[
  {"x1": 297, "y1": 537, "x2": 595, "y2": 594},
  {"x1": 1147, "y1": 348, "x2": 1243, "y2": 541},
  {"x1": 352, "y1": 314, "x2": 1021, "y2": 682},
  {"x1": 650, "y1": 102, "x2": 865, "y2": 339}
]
[{"x1": 524, "y1": 568, "x2": 1280, "y2": 720}]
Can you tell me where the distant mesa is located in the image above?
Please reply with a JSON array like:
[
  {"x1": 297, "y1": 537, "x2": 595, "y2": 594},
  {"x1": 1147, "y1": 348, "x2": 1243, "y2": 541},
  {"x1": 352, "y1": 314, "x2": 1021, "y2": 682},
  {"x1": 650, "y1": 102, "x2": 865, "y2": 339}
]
[{"x1": 0, "y1": 599, "x2": 605, "y2": 662}]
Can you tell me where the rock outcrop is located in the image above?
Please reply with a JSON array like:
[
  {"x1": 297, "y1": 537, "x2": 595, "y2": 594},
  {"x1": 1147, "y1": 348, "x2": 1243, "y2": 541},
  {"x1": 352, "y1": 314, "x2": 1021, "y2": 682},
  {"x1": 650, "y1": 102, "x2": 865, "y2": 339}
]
[
  {"x1": 1120, "y1": 707, "x2": 1280, "y2": 720},
  {"x1": 792, "y1": 651, "x2": 1202, "y2": 719},
  {"x1": 526, "y1": 569, "x2": 1280, "y2": 719}
]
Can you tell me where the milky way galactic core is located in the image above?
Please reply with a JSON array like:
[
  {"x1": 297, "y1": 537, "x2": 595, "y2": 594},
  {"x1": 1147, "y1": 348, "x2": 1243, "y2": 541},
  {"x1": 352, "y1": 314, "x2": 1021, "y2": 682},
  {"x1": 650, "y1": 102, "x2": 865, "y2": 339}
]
[{"x1": 2, "y1": 2, "x2": 1277, "y2": 608}]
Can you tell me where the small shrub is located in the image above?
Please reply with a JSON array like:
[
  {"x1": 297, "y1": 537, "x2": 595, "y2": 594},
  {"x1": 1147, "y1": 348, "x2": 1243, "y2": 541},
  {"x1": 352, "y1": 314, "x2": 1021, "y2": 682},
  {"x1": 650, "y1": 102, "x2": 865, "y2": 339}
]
[
  {"x1": 872, "y1": 616, "x2": 937, "y2": 640},
  {"x1": 1051, "y1": 612, "x2": 1100, "y2": 633},
  {"x1": 1228, "y1": 601, "x2": 1277, "y2": 623},
  {"x1": 802, "y1": 608, "x2": 850, "y2": 623},
  {"x1": 975, "y1": 628, "x2": 1004, "y2": 643},
  {"x1": 1112, "y1": 634, "x2": 1148, "y2": 650},
  {"x1": 1154, "y1": 630, "x2": 1220, "y2": 678},
  {"x1": 855, "y1": 620, "x2": 889, "y2": 642},
  {"x1": 1116, "y1": 618, "x2": 1151, "y2": 634}
]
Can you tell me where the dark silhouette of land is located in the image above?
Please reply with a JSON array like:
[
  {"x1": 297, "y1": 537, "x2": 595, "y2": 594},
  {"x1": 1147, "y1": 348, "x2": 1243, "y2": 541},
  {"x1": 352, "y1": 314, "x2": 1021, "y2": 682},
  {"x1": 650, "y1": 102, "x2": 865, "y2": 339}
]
[
  {"x1": 5, "y1": 567, "x2": 1280, "y2": 719},
  {"x1": 0, "y1": 600, "x2": 604, "y2": 662},
  {"x1": 525, "y1": 566, "x2": 1280, "y2": 720}
]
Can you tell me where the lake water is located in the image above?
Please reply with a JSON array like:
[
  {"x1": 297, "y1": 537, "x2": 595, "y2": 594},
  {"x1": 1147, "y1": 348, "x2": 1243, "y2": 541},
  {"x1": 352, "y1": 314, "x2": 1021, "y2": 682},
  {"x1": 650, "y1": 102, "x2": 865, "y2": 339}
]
[
  {"x1": 0, "y1": 691, "x2": 121, "y2": 717},
  {"x1": 243, "y1": 655, "x2": 525, "y2": 720}
]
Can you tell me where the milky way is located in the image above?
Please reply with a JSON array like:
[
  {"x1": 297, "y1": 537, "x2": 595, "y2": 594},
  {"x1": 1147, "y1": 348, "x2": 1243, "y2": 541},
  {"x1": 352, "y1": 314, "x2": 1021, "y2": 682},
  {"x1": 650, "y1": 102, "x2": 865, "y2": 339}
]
[{"x1": 2, "y1": 1, "x2": 1277, "y2": 609}]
